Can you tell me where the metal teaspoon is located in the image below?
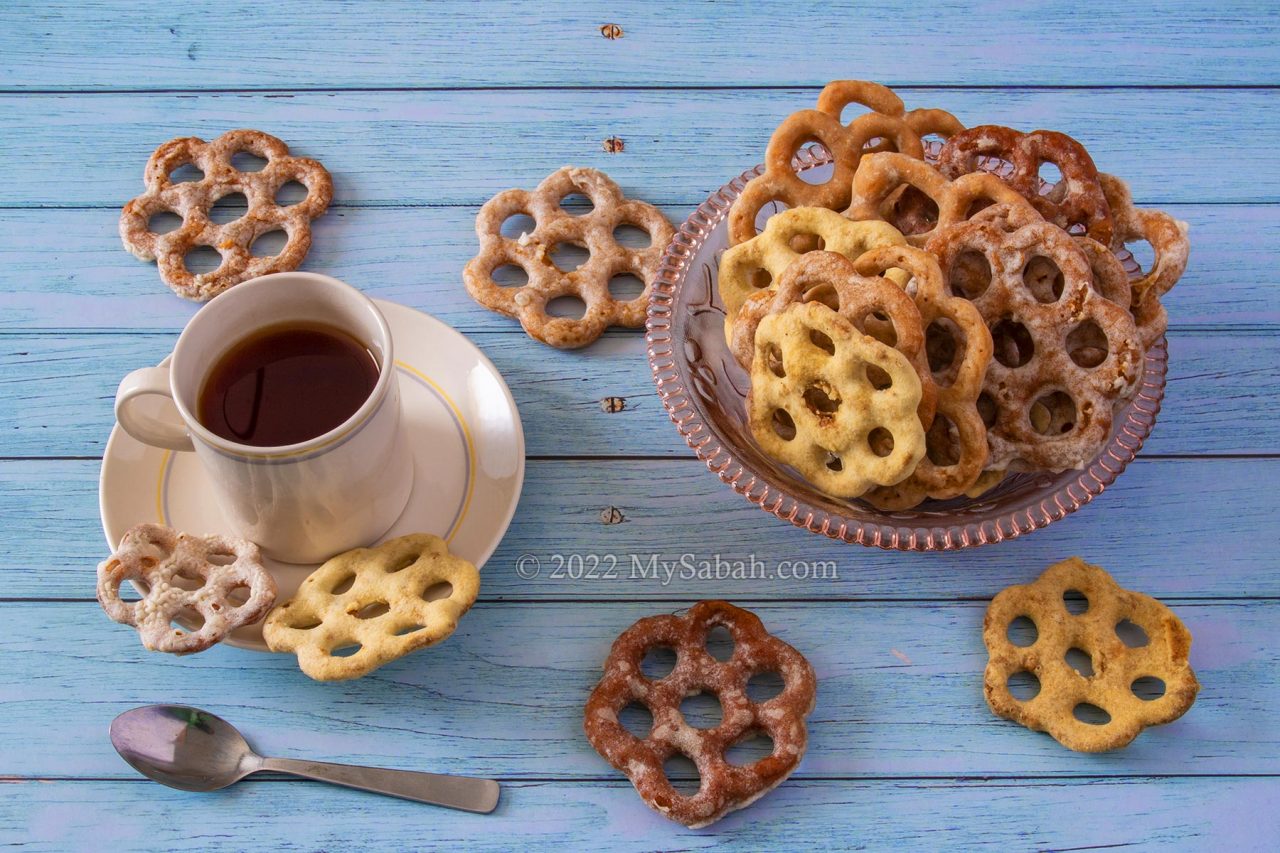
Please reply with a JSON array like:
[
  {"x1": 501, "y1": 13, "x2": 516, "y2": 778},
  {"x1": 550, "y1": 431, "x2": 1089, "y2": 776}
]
[{"x1": 110, "y1": 704, "x2": 500, "y2": 813}]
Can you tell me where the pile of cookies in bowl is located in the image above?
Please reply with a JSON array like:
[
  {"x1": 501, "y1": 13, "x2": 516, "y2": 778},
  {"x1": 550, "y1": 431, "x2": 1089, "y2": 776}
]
[{"x1": 684, "y1": 80, "x2": 1189, "y2": 531}]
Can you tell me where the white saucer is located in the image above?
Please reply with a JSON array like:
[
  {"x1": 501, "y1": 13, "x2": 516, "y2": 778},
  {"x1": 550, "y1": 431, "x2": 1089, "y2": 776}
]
[{"x1": 99, "y1": 300, "x2": 525, "y2": 652}]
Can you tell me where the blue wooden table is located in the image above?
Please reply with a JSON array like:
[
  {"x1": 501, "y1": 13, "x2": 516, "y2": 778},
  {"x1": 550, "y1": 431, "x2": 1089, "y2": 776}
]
[{"x1": 2, "y1": 2, "x2": 1278, "y2": 849}]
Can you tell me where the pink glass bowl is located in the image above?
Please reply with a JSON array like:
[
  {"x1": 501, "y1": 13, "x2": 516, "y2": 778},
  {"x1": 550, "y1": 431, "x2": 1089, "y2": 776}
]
[{"x1": 645, "y1": 147, "x2": 1167, "y2": 551}]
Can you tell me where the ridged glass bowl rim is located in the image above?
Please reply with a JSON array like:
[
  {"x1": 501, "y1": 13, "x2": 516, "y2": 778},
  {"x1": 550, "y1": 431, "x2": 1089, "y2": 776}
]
[{"x1": 644, "y1": 147, "x2": 1167, "y2": 551}]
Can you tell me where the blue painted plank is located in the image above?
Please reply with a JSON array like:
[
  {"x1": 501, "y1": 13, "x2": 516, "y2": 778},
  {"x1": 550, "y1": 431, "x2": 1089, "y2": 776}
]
[
  {"x1": 1, "y1": 90, "x2": 1275, "y2": 207},
  {"x1": 0, "y1": 601, "x2": 1273, "y2": 778},
  {"x1": 2, "y1": 1, "x2": 1277, "y2": 89},
  {"x1": 2, "y1": 459, "x2": 1277, "y2": 599},
  {"x1": 1, "y1": 777, "x2": 1275, "y2": 851},
  {"x1": 0, "y1": 204, "x2": 1270, "y2": 333},
  {"x1": 0, "y1": 330, "x2": 1274, "y2": 458}
]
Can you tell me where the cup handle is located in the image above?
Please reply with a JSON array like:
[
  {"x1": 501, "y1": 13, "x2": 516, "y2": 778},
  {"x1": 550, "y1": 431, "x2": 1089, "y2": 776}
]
[{"x1": 115, "y1": 366, "x2": 195, "y2": 452}]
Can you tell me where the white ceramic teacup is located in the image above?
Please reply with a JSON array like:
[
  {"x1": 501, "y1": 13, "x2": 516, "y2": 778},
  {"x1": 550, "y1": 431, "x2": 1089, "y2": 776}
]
[{"x1": 114, "y1": 272, "x2": 414, "y2": 563}]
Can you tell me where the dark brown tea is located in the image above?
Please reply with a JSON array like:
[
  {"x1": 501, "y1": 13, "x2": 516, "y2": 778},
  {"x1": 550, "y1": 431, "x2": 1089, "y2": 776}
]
[{"x1": 197, "y1": 322, "x2": 379, "y2": 447}]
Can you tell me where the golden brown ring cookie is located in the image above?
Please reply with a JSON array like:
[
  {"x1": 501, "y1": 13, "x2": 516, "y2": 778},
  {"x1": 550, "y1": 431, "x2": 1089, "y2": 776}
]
[
  {"x1": 845, "y1": 153, "x2": 1035, "y2": 248},
  {"x1": 937, "y1": 125, "x2": 1114, "y2": 245},
  {"x1": 119, "y1": 129, "x2": 333, "y2": 301},
  {"x1": 727, "y1": 81, "x2": 964, "y2": 246},
  {"x1": 463, "y1": 166, "x2": 675, "y2": 349},
  {"x1": 926, "y1": 206, "x2": 1142, "y2": 472},
  {"x1": 983, "y1": 557, "x2": 1199, "y2": 752}
]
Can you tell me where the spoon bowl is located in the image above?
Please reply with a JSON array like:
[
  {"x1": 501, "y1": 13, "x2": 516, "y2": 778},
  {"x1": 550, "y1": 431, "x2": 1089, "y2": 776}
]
[
  {"x1": 110, "y1": 705, "x2": 261, "y2": 792},
  {"x1": 110, "y1": 704, "x2": 499, "y2": 812}
]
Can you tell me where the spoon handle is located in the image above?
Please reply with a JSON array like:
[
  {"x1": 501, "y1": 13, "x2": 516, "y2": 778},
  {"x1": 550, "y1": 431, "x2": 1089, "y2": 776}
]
[{"x1": 259, "y1": 757, "x2": 500, "y2": 813}]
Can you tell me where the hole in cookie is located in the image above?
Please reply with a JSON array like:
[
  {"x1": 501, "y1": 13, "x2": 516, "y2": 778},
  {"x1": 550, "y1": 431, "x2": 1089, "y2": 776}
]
[
  {"x1": 679, "y1": 692, "x2": 723, "y2": 729},
  {"x1": 789, "y1": 233, "x2": 826, "y2": 253},
  {"x1": 250, "y1": 229, "x2": 287, "y2": 258},
  {"x1": 803, "y1": 382, "x2": 840, "y2": 416},
  {"x1": 1067, "y1": 320, "x2": 1109, "y2": 368},
  {"x1": 747, "y1": 670, "x2": 786, "y2": 702},
  {"x1": 1007, "y1": 616, "x2": 1038, "y2": 647},
  {"x1": 612, "y1": 223, "x2": 652, "y2": 249},
  {"x1": 771, "y1": 408, "x2": 797, "y2": 442},
  {"x1": 171, "y1": 569, "x2": 207, "y2": 591},
  {"x1": 226, "y1": 584, "x2": 250, "y2": 607},
  {"x1": 558, "y1": 192, "x2": 594, "y2": 215},
  {"x1": 209, "y1": 192, "x2": 248, "y2": 225},
  {"x1": 797, "y1": 161, "x2": 829, "y2": 185},
  {"x1": 640, "y1": 645, "x2": 677, "y2": 680},
  {"x1": 977, "y1": 392, "x2": 998, "y2": 428},
  {"x1": 862, "y1": 136, "x2": 898, "y2": 153},
  {"x1": 1065, "y1": 647, "x2": 1095, "y2": 677},
  {"x1": 661, "y1": 754, "x2": 701, "y2": 797},
  {"x1": 330, "y1": 643, "x2": 362, "y2": 658},
  {"x1": 619, "y1": 701, "x2": 654, "y2": 739},
  {"x1": 147, "y1": 210, "x2": 184, "y2": 235},
  {"x1": 288, "y1": 616, "x2": 323, "y2": 630},
  {"x1": 925, "y1": 414, "x2": 961, "y2": 466},
  {"x1": 949, "y1": 250, "x2": 992, "y2": 299},
  {"x1": 868, "y1": 427, "x2": 894, "y2": 457},
  {"x1": 607, "y1": 273, "x2": 646, "y2": 302},
  {"x1": 353, "y1": 601, "x2": 390, "y2": 619},
  {"x1": 748, "y1": 267, "x2": 773, "y2": 290},
  {"x1": 1038, "y1": 161, "x2": 1064, "y2": 193},
  {"x1": 117, "y1": 579, "x2": 143, "y2": 602},
  {"x1": 183, "y1": 245, "x2": 223, "y2": 275},
  {"x1": 1132, "y1": 676, "x2": 1167, "y2": 701},
  {"x1": 168, "y1": 163, "x2": 204, "y2": 183},
  {"x1": 422, "y1": 581, "x2": 453, "y2": 602},
  {"x1": 387, "y1": 553, "x2": 420, "y2": 573},
  {"x1": 546, "y1": 295, "x2": 587, "y2": 320},
  {"x1": 966, "y1": 197, "x2": 1001, "y2": 221},
  {"x1": 726, "y1": 730, "x2": 775, "y2": 766},
  {"x1": 206, "y1": 549, "x2": 236, "y2": 566},
  {"x1": 866, "y1": 364, "x2": 893, "y2": 390},
  {"x1": 1127, "y1": 239, "x2": 1155, "y2": 276},
  {"x1": 231, "y1": 151, "x2": 268, "y2": 172},
  {"x1": 550, "y1": 242, "x2": 590, "y2": 271},
  {"x1": 1022, "y1": 256, "x2": 1065, "y2": 304},
  {"x1": 808, "y1": 329, "x2": 836, "y2": 356},
  {"x1": 926, "y1": 318, "x2": 962, "y2": 385},
  {"x1": 1007, "y1": 670, "x2": 1041, "y2": 701},
  {"x1": 330, "y1": 573, "x2": 356, "y2": 595},
  {"x1": 892, "y1": 188, "x2": 939, "y2": 236},
  {"x1": 499, "y1": 212, "x2": 537, "y2": 240},
  {"x1": 861, "y1": 310, "x2": 897, "y2": 347},
  {"x1": 170, "y1": 607, "x2": 205, "y2": 633},
  {"x1": 393, "y1": 624, "x2": 425, "y2": 636},
  {"x1": 275, "y1": 180, "x2": 308, "y2": 207},
  {"x1": 1030, "y1": 390, "x2": 1076, "y2": 435},
  {"x1": 706, "y1": 625, "x2": 735, "y2": 662},
  {"x1": 978, "y1": 156, "x2": 1015, "y2": 179},
  {"x1": 492, "y1": 263, "x2": 529, "y2": 288},
  {"x1": 825, "y1": 452, "x2": 843, "y2": 472},
  {"x1": 1072, "y1": 702, "x2": 1111, "y2": 726},
  {"x1": 1116, "y1": 619, "x2": 1150, "y2": 648},
  {"x1": 1063, "y1": 589, "x2": 1089, "y2": 615},
  {"x1": 753, "y1": 200, "x2": 789, "y2": 237},
  {"x1": 764, "y1": 342, "x2": 785, "y2": 378},
  {"x1": 991, "y1": 318, "x2": 1035, "y2": 368}
]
